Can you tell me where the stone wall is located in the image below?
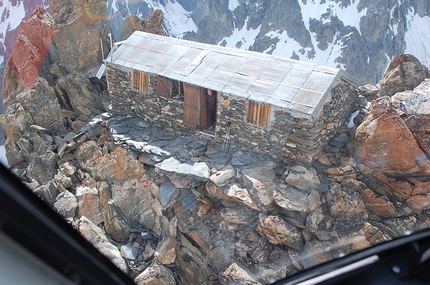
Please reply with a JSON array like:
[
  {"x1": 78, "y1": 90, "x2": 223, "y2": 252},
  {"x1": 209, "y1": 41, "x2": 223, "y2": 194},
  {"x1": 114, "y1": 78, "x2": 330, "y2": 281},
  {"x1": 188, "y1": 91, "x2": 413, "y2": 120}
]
[
  {"x1": 216, "y1": 79, "x2": 358, "y2": 164},
  {"x1": 106, "y1": 65, "x2": 188, "y2": 134},
  {"x1": 106, "y1": 64, "x2": 357, "y2": 164}
]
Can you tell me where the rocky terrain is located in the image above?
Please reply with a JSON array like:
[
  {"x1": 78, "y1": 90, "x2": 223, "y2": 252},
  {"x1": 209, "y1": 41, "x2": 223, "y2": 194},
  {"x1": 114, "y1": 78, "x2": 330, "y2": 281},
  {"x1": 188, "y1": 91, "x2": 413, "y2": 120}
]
[{"x1": 3, "y1": 4, "x2": 430, "y2": 285}]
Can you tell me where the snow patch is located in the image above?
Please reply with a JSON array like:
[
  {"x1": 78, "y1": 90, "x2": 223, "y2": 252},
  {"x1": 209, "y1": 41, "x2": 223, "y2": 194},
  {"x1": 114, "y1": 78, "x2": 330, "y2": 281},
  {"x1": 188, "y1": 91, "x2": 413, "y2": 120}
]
[
  {"x1": 218, "y1": 18, "x2": 261, "y2": 49},
  {"x1": 263, "y1": 30, "x2": 306, "y2": 59},
  {"x1": 298, "y1": 0, "x2": 366, "y2": 32},
  {"x1": 228, "y1": 0, "x2": 241, "y2": 11},
  {"x1": 4, "y1": 1, "x2": 26, "y2": 31},
  {"x1": 0, "y1": 146, "x2": 10, "y2": 169},
  {"x1": 404, "y1": 11, "x2": 430, "y2": 69},
  {"x1": 145, "y1": 0, "x2": 197, "y2": 38}
]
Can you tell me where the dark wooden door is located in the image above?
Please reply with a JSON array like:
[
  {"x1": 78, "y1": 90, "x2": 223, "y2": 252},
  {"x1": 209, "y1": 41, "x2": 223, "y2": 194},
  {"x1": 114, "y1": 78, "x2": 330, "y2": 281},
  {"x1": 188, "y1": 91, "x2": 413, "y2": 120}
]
[
  {"x1": 156, "y1": 76, "x2": 172, "y2": 98},
  {"x1": 184, "y1": 83, "x2": 200, "y2": 128},
  {"x1": 200, "y1": 89, "x2": 208, "y2": 129}
]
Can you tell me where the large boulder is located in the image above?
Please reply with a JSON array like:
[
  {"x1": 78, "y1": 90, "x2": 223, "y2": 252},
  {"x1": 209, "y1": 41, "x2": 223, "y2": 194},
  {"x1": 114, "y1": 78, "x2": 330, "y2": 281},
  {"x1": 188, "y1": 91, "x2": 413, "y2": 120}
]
[
  {"x1": 77, "y1": 216, "x2": 128, "y2": 273},
  {"x1": 378, "y1": 54, "x2": 429, "y2": 97},
  {"x1": 75, "y1": 141, "x2": 146, "y2": 182},
  {"x1": 354, "y1": 97, "x2": 430, "y2": 177},
  {"x1": 55, "y1": 74, "x2": 106, "y2": 120}
]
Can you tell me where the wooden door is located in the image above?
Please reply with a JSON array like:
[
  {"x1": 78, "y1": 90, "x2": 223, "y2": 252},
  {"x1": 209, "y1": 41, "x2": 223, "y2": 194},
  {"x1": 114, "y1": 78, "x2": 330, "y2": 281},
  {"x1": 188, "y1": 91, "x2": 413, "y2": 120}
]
[
  {"x1": 184, "y1": 83, "x2": 200, "y2": 128},
  {"x1": 156, "y1": 76, "x2": 172, "y2": 98},
  {"x1": 200, "y1": 89, "x2": 208, "y2": 129}
]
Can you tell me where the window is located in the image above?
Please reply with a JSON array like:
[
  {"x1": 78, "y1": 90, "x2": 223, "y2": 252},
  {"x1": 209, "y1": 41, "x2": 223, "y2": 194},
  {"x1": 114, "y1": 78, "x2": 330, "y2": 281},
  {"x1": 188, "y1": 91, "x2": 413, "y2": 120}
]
[
  {"x1": 132, "y1": 70, "x2": 148, "y2": 92},
  {"x1": 246, "y1": 101, "x2": 271, "y2": 128},
  {"x1": 156, "y1": 76, "x2": 184, "y2": 100}
]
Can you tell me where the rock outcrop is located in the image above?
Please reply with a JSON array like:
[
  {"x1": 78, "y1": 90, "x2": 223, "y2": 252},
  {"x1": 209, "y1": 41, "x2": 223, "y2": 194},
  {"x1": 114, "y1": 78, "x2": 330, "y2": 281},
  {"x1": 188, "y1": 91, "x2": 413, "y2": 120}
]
[
  {"x1": 10, "y1": 98, "x2": 428, "y2": 284},
  {"x1": 120, "y1": 10, "x2": 165, "y2": 41},
  {"x1": 353, "y1": 56, "x2": 430, "y2": 219},
  {"x1": 378, "y1": 54, "x2": 430, "y2": 97},
  {"x1": 2, "y1": 6, "x2": 54, "y2": 101}
]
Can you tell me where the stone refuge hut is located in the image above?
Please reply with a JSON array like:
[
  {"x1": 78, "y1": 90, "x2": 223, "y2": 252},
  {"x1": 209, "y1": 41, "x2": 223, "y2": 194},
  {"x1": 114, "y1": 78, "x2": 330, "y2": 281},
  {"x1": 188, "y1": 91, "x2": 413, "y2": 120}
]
[{"x1": 105, "y1": 31, "x2": 360, "y2": 164}]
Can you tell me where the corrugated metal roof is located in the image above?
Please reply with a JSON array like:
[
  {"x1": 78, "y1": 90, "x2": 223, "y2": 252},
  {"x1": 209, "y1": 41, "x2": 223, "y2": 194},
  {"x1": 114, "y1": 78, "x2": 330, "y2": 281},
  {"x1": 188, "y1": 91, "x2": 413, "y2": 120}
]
[{"x1": 106, "y1": 31, "x2": 360, "y2": 119}]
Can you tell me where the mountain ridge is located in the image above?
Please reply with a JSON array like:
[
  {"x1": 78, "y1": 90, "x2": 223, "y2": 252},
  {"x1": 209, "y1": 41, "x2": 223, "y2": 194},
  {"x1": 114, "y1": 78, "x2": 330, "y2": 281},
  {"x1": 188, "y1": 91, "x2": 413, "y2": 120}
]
[{"x1": 106, "y1": 0, "x2": 430, "y2": 84}]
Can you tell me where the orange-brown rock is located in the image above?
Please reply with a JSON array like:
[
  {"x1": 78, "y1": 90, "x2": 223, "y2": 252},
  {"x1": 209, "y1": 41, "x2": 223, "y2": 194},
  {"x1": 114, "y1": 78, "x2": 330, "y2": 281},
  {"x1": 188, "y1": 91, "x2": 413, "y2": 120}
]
[
  {"x1": 360, "y1": 188, "x2": 399, "y2": 218},
  {"x1": 258, "y1": 214, "x2": 304, "y2": 251},
  {"x1": 378, "y1": 54, "x2": 429, "y2": 97},
  {"x1": 405, "y1": 115, "x2": 430, "y2": 154},
  {"x1": 405, "y1": 195, "x2": 430, "y2": 212},
  {"x1": 2, "y1": 6, "x2": 54, "y2": 100},
  {"x1": 354, "y1": 97, "x2": 430, "y2": 176},
  {"x1": 75, "y1": 141, "x2": 145, "y2": 182}
]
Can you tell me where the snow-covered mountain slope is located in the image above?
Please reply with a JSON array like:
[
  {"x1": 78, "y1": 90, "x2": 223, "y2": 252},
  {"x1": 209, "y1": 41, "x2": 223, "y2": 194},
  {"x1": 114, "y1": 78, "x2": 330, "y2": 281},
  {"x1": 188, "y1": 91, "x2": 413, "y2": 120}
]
[{"x1": 108, "y1": 0, "x2": 430, "y2": 84}]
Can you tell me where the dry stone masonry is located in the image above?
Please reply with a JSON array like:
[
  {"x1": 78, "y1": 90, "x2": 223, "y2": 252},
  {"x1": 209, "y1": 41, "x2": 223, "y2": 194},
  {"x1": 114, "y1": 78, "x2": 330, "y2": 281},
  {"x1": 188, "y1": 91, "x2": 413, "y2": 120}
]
[{"x1": 105, "y1": 31, "x2": 360, "y2": 165}]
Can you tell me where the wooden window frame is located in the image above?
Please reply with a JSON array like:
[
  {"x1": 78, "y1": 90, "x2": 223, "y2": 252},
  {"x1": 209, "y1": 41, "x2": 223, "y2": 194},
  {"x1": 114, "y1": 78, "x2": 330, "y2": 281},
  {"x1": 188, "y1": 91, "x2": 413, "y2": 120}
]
[
  {"x1": 132, "y1": 70, "x2": 148, "y2": 93},
  {"x1": 246, "y1": 101, "x2": 271, "y2": 129},
  {"x1": 155, "y1": 76, "x2": 184, "y2": 101}
]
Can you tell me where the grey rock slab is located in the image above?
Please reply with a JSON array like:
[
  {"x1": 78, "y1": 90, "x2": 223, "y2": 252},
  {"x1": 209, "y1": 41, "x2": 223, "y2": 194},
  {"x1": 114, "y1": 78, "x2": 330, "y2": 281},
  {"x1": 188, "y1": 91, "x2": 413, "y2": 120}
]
[
  {"x1": 181, "y1": 190, "x2": 197, "y2": 212},
  {"x1": 158, "y1": 179, "x2": 179, "y2": 208},
  {"x1": 155, "y1": 157, "x2": 210, "y2": 181},
  {"x1": 151, "y1": 140, "x2": 170, "y2": 148},
  {"x1": 121, "y1": 244, "x2": 139, "y2": 260},
  {"x1": 210, "y1": 164, "x2": 236, "y2": 187},
  {"x1": 273, "y1": 187, "x2": 309, "y2": 213},
  {"x1": 178, "y1": 149, "x2": 191, "y2": 160},
  {"x1": 285, "y1": 165, "x2": 321, "y2": 191},
  {"x1": 125, "y1": 139, "x2": 146, "y2": 150},
  {"x1": 209, "y1": 152, "x2": 232, "y2": 166},
  {"x1": 141, "y1": 145, "x2": 171, "y2": 157},
  {"x1": 109, "y1": 124, "x2": 130, "y2": 134},
  {"x1": 53, "y1": 190, "x2": 78, "y2": 219},
  {"x1": 231, "y1": 154, "x2": 261, "y2": 167},
  {"x1": 87, "y1": 124, "x2": 103, "y2": 137},
  {"x1": 63, "y1": 132, "x2": 76, "y2": 143}
]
